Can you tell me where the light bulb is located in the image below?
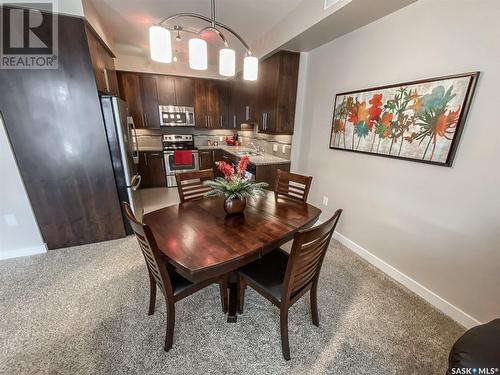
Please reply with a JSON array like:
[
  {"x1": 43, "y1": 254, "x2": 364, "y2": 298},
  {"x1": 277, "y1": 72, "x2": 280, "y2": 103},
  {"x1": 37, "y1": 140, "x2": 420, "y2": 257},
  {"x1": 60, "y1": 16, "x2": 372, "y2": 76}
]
[
  {"x1": 149, "y1": 26, "x2": 172, "y2": 63},
  {"x1": 219, "y1": 48, "x2": 235, "y2": 76},
  {"x1": 189, "y1": 38, "x2": 208, "y2": 70},
  {"x1": 243, "y1": 55, "x2": 258, "y2": 81}
]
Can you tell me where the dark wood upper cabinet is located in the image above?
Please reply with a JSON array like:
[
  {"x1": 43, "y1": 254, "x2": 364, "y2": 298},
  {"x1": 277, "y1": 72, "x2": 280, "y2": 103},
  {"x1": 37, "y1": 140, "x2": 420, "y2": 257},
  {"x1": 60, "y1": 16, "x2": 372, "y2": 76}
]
[
  {"x1": 156, "y1": 75, "x2": 195, "y2": 107},
  {"x1": 194, "y1": 79, "x2": 208, "y2": 128},
  {"x1": 205, "y1": 80, "x2": 220, "y2": 129},
  {"x1": 140, "y1": 74, "x2": 160, "y2": 128},
  {"x1": 84, "y1": 24, "x2": 119, "y2": 96},
  {"x1": 231, "y1": 73, "x2": 259, "y2": 128},
  {"x1": 256, "y1": 51, "x2": 299, "y2": 135},
  {"x1": 117, "y1": 71, "x2": 145, "y2": 128},
  {"x1": 174, "y1": 77, "x2": 195, "y2": 106},
  {"x1": 117, "y1": 51, "x2": 299, "y2": 134},
  {"x1": 156, "y1": 75, "x2": 176, "y2": 105},
  {"x1": 194, "y1": 78, "x2": 229, "y2": 129}
]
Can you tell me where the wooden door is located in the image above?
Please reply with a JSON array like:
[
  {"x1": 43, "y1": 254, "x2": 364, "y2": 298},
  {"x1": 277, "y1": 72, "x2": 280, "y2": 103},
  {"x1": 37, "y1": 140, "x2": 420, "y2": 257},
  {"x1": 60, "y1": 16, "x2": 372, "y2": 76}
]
[
  {"x1": 85, "y1": 25, "x2": 119, "y2": 95},
  {"x1": 216, "y1": 81, "x2": 231, "y2": 129},
  {"x1": 198, "y1": 150, "x2": 214, "y2": 170},
  {"x1": 156, "y1": 75, "x2": 176, "y2": 105},
  {"x1": 194, "y1": 79, "x2": 208, "y2": 128},
  {"x1": 275, "y1": 52, "x2": 300, "y2": 135},
  {"x1": 258, "y1": 53, "x2": 280, "y2": 133},
  {"x1": 138, "y1": 152, "x2": 166, "y2": 188},
  {"x1": 140, "y1": 74, "x2": 160, "y2": 128},
  {"x1": 117, "y1": 71, "x2": 145, "y2": 128},
  {"x1": 205, "y1": 80, "x2": 220, "y2": 128},
  {"x1": 174, "y1": 76, "x2": 195, "y2": 107}
]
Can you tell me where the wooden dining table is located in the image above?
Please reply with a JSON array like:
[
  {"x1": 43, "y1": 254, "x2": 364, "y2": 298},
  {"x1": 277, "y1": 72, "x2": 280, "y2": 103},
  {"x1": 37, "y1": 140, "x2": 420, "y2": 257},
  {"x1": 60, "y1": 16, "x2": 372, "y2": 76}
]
[{"x1": 142, "y1": 191, "x2": 322, "y2": 322}]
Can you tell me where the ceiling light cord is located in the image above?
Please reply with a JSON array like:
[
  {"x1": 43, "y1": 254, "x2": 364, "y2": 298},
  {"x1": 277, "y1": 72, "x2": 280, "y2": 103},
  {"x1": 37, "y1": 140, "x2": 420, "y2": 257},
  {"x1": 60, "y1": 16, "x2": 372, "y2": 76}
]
[{"x1": 158, "y1": 13, "x2": 251, "y2": 54}]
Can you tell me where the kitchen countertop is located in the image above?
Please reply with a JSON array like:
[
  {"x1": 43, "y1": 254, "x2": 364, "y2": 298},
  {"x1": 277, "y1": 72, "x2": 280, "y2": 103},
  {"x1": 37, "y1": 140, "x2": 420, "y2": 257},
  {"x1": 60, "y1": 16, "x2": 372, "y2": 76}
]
[
  {"x1": 135, "y1": 144, "x2": 291, "y2": 166},
  {"x1": 197, "y1": 145, "x2": 290, "y2": 166}
]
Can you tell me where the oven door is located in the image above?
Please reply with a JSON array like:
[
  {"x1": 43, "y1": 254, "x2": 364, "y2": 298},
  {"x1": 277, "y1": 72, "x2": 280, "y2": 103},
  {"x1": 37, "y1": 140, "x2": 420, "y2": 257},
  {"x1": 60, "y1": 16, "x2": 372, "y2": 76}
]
[{"x1": 164, "y1": 151, "x2": 199, "y2": 186}]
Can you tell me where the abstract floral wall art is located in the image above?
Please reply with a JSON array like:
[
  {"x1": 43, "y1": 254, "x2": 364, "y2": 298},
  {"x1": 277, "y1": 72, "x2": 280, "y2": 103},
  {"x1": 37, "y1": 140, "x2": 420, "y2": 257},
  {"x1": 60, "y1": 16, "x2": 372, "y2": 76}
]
[{"x1": 329, "y1": 72, "x2": 479, "y2": 166}]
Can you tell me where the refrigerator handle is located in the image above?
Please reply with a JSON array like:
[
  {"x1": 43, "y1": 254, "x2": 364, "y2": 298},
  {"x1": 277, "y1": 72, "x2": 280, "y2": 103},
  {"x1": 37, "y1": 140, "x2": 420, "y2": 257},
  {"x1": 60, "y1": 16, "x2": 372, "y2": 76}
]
[
  {"x1": 128, "y1": 116, "x2": 139, "y2": 164},
  {"x1": 130, "y1": 174, "x2": 141, "y2": 191}
]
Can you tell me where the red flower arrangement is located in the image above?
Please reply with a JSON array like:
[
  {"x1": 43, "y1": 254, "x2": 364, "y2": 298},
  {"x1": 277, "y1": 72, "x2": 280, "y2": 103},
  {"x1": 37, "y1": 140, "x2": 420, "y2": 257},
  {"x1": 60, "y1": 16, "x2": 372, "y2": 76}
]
[
  {"x1": 217, "y1": 155, "x2": 250, "y2": 180},
  {"x1": 206, "y1": 155, "x2": 268, "y2": 207}
]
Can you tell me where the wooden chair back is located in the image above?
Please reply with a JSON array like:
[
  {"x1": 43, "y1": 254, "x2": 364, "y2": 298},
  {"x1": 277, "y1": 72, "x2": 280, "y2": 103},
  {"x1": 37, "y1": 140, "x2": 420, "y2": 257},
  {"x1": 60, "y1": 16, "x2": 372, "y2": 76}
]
[
  {"x1": 282, "y1": 209, "x2": 342, "y2": 301},
  {"x1": 121, "y1": 202, "x2": 173, "y2": 297},
  {"x1": 175, "y1": 169, "x2": 214, "y2": 204},
  {"x1": 274, "y1": 169, "x2": 313, "y2": 202}
]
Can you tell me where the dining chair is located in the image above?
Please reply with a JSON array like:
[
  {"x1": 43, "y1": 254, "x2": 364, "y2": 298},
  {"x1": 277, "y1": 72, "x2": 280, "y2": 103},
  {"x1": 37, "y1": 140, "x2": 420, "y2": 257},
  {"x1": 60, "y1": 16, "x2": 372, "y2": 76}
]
[
  {"x1": 121, "y1": 202, "x2": 228, "y2": 351},
  {"x1": 175, "y1": 169, "x2": 214, "y2": 204},
  {"x1": 237, "y1": 209, "x2": 343, "y2": 360},
  {"x1": 274, "y1": 169, "x2": 313, "y2": 203}
]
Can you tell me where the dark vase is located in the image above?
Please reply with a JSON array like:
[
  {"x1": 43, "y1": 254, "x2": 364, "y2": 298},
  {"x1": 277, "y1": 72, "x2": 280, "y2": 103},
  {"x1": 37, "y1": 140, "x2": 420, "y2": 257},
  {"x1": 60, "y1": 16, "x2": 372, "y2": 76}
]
[{"x1": 224, "y1": 196, "x2": 247, "y2": 214}]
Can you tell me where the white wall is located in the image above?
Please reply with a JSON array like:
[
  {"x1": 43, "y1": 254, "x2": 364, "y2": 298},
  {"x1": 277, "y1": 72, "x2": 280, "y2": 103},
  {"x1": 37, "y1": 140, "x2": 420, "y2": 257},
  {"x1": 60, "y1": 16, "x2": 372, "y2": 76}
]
[
  {"x1": 294, "y1": 0, "x2": 500, "y2": 326},
  {"x1": 0, "y1": 115, "x2": 45, "y2": 260}
]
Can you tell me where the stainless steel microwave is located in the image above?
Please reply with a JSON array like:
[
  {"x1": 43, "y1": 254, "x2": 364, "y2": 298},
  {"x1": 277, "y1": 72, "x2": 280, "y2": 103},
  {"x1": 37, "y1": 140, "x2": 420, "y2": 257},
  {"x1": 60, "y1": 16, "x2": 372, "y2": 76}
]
[{"x1": 158, "y1": 105, "x2": 195, "y2": 127}]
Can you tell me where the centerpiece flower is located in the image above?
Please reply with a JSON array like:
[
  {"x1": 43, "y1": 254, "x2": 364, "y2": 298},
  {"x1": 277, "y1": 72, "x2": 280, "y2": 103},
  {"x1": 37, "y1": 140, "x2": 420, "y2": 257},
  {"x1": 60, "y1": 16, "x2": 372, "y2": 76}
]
[{"x1": 204, "y1": 155, "x2": 268, "y2": 214}]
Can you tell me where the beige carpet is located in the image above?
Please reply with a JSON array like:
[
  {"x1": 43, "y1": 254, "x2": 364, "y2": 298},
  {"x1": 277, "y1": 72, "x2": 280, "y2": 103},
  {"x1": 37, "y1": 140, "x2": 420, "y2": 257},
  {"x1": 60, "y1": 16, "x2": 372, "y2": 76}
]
[{"x1": 0, "y1": 236, "x2": 463, "y2": 374}]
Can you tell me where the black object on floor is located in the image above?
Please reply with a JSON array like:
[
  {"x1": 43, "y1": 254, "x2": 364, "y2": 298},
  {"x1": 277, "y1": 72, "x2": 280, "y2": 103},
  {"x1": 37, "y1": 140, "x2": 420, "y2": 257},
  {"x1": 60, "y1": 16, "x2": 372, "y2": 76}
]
[{"x1": 447, "y1": 319, "x2": 500, "y2": 375}]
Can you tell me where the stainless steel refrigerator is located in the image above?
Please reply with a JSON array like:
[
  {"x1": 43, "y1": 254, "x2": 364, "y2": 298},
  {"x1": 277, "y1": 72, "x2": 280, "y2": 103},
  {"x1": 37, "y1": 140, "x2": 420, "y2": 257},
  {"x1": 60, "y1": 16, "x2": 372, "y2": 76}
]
[{"x1": 100, "y1": 96, "x2": 143, "y2": 234}]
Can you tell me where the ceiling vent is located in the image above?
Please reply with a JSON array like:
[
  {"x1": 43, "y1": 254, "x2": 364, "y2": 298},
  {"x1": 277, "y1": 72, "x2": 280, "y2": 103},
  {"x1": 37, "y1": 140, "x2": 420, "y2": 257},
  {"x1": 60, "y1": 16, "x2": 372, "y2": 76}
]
[{"x1": 324, "y1": 0, "x2": 342, "y2": 10}]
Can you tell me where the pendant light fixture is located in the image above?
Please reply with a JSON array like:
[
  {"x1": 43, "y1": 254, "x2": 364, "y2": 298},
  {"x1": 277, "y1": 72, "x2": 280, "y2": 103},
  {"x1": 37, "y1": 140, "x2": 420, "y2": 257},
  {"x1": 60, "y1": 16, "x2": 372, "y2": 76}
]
[
  {"x1": 243, "y1": 55, "x2": 258, "y2": 81},
  {"x1": 149, "y1": 25, "x2": 172, "y2": 63},
  {"x1": 149, "y1": 0, "x2": 257, "y2": 80},
  {"x1": 189, "y1": 38, "x2": 208, "y2": 70},
  {"x1": 219, "y1": 48, "x2": 235, "y2": 76}
]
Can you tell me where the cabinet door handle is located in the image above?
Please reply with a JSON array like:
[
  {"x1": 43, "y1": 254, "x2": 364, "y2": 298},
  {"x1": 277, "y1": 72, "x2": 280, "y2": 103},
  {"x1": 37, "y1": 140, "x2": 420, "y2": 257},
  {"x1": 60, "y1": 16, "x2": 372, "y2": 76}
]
[
  {"x1": 246, "y1": 106, "x2": 249, "y2": 120},
  {"x1": 262, "y1": 113, "x2": 266, "y2": 130},
  {"x1": 205, "y1": 115, "x2": 208, "y2": 127},
  {"x1": 233, "y1": 115, "x2": 236, "y2": 128},
  {"x1": 220, "y1": 115, "x2": 223, "y2": 128},
  {"x1": 143, "y1": 113, "x2": 147, "y2": 127},
  {"x1": 144, "y1": 153, "x2": 147, "y2": 166}
]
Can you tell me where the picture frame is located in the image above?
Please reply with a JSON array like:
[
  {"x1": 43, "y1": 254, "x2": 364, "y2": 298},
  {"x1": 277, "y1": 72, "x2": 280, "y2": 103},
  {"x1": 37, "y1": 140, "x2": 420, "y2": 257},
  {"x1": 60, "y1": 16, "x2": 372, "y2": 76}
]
[{"x1": 329, "y1": 72, "x2": 480, "y2": 166}]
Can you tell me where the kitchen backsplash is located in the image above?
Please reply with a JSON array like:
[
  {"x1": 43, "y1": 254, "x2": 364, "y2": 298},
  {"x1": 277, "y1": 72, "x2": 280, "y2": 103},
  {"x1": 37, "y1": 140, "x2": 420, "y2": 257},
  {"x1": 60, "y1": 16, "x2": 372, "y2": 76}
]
[{"x1": 135, "y1": 127, "x2": 292, "y2": 160}]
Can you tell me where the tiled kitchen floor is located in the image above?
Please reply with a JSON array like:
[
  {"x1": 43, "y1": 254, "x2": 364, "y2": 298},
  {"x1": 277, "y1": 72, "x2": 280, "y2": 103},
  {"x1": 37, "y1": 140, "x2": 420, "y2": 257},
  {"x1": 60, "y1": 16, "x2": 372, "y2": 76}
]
[{"x1": 141, "y1": 187, "x2": 180, "y2": 214}]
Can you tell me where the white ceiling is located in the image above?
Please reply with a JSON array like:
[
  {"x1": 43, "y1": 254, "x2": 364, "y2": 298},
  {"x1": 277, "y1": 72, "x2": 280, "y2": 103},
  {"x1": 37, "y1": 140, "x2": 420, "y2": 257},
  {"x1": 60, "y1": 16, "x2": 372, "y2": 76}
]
[{"x1": 87, "y1": 0, "x2": 304, "y2": 66}]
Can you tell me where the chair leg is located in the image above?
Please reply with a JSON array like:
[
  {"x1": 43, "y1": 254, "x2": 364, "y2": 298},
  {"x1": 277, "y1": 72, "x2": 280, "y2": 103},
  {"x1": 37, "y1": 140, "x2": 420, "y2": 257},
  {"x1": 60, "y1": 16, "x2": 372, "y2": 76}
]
[
  {"x1": 219, "y1": 276, "x2": 228, "y2": 313},
  {"x1": 310, "y1": 282, "x2": 319, "y2": 327},
  {"x1": 280, "y1": 307, "x2": 291, "y2": 361},
  {"x1": 148, "y1": 272, "x2": 156, "y2": 316},
  {"x1": 164, "y1": 301, "x2": 175, "y2": 352},
  {"x1": 238, "y1": 275, "x2": 246, "y2": 314}
]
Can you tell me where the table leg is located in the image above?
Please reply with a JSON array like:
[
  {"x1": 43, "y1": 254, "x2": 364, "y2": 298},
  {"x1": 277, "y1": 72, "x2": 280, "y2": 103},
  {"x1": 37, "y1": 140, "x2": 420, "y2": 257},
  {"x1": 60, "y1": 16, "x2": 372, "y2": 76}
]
[{"x1": 226, "y1": 271, "x2": 240, "y2": 323}]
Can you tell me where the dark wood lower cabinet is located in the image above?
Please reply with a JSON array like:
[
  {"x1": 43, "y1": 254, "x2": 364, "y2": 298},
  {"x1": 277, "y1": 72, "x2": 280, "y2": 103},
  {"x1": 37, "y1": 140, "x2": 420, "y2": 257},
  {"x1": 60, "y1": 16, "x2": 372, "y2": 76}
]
[
  {"x1": 211, "y1": 150, "x2": 290, "y2": 187},
  {"x1": 0, "y1": 12, "x2": 125, "y2": 249},
  {"x1": 255, "y1": 163, "x2": 291, "y2": 189},
  {"x1": 199, "y1": 150, "x2": 214, "y2": 170},
  {"x1": 138, "y1": 152, "x2": 167, "y2": 188}
]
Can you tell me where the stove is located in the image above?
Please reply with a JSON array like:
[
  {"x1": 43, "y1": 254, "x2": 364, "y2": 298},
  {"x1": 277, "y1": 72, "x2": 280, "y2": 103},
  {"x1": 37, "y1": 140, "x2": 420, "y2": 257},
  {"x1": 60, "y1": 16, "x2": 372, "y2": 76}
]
[{"x1": 162, "y1": 135, "x2": 199, "y2": 187}]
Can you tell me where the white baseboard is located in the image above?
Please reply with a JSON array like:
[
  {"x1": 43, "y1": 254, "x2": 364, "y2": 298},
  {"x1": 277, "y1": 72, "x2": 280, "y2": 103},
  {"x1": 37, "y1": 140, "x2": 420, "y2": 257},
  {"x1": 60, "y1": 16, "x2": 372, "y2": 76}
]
[
  {"x1": 332, "y1": 231, "x2": 481, "y2": 329},
  {"x1": 0, "y1": 243, "x2": 47, "y2": 260}
]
